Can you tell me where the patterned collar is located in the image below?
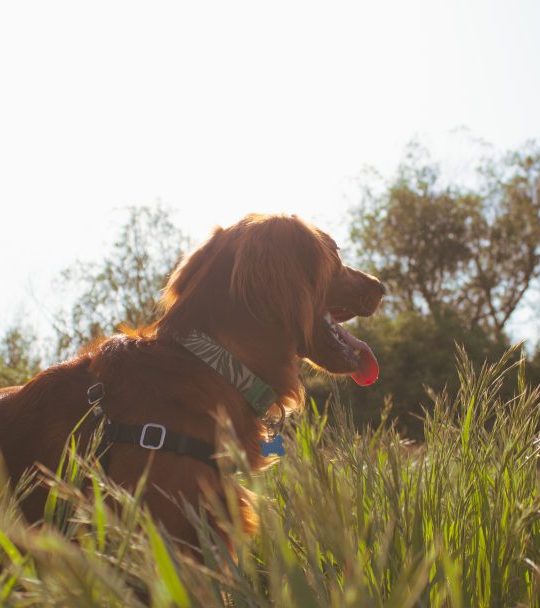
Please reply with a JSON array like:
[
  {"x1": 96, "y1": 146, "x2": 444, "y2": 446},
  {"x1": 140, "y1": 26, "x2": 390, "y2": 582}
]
[{"x1": 177, "y1": 330, "x2": 277, "y2": 417}]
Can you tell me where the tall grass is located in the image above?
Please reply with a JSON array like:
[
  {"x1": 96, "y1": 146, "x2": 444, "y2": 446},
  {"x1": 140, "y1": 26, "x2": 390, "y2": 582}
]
[{"x1": 1, "y1": 347, "x2": 539, "y2": 607}]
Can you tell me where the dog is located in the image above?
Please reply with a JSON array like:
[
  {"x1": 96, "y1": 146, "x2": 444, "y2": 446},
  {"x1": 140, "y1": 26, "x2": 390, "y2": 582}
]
[{"x1": 0, "y1": 213, "x2": 384, "y2": 547}]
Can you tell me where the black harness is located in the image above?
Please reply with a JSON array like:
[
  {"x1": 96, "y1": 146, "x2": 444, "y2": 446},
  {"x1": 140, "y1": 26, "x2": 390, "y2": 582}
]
[
  {"x1": 87, "y1": 333, "x2": 285, "y2": 471},
  {"x1": 88, "y1": 382, "x2": 219, "y2": 472}
]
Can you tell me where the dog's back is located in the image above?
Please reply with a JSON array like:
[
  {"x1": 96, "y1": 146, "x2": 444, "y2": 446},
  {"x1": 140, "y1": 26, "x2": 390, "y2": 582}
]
[{"x1": 0, "y1": 357, "x2": 96, "y2": 520}]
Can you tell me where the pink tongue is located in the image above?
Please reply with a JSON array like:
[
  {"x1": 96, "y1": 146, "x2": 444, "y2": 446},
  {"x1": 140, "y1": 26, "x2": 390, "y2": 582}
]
[
  {"x1": 350, "y1": 349, "x2": 379, "y2": 386},
  {"x1": 336, "y1": 325, "x2": 379, "y2": 386}
]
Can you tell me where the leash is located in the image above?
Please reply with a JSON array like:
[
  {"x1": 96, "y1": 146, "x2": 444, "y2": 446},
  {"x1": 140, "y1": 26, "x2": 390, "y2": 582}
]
[{"x1": 88, "y1": 331, "x2": 286, "y2": 472}]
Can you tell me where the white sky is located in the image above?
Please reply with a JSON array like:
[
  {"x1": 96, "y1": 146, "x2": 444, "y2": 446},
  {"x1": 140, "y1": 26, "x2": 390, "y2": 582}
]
[{"x1": 1, "y1": 0, "x2": 540, "y2": 344}]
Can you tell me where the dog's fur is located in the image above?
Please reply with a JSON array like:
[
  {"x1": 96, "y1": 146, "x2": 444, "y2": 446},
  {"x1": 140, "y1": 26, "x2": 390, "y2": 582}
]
[{"x1": 0, "y1": 214, "x2": 383, "y2": 546}]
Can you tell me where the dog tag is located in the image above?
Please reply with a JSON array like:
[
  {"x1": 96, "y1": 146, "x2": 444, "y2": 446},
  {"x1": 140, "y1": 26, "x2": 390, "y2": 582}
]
[{"x1": 260, "y1": 434, "x2": 285, "y2": 457}]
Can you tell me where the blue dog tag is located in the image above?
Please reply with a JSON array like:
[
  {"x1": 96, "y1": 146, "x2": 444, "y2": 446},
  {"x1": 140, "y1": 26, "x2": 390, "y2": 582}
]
[{"x1": 260, "y1": 434, "x2": 285, "y2": 457}]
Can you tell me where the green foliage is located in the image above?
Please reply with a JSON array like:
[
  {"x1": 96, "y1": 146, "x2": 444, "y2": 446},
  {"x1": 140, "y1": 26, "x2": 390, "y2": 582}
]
[
  {"x1": 53, "y1": 204, "x2": 189, "y2": 358},
  {"x1": 0, "y1": 324, "x2": 41, "y2": 388},
  {"x1": 344, "y1": 139, "x2": 540, "y2": 435},
  {"x1": 350, "y1": 139, "x2": 540, "y2": 334},
  {"x1": 307, "y1": 309, "x2": 514, "y2": 438},
  {"x1": 1, "y1": 348, "x2": 539, "y2": 606}
]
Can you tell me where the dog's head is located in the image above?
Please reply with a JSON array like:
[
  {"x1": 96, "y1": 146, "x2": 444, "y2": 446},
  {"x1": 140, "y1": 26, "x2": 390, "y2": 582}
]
[{"x1": 159, "y1": 214, "x2": 383, "y2": 385}]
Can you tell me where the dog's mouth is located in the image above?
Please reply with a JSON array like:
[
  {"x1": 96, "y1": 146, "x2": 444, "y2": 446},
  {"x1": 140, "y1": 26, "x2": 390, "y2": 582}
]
[{"x1": 320, "y1": 308, "x2": 379, "y2": 386}]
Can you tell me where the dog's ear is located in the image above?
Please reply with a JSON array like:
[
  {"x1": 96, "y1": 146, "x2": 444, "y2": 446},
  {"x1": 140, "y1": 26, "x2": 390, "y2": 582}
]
[
  {"x1": 229, "y1": 217, "x2": 334, "y2": 348},
  {"x1": 161, "y1": 227, "x2": 225, "y2": 311}
]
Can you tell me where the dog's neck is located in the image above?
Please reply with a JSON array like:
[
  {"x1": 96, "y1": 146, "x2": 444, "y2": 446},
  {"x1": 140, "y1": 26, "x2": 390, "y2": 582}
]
[
  {"x1": 206, "y1": 313, "x2": 305, "y2": 406},
  {"x1": 156, "y1": 299, "x2": 304, "y2": 411},
  {"x1": 174, "y1": 329, "x2": 277, "y2": 417}
]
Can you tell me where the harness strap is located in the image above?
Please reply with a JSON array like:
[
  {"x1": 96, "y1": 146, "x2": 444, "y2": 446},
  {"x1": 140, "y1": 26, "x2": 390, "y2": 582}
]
[
  {"x1": 97, "y1": 420, "x2": 218, "y2": 471},
  {"x1": 87, "y1": 328, "x2": 285, "y2": 472}
]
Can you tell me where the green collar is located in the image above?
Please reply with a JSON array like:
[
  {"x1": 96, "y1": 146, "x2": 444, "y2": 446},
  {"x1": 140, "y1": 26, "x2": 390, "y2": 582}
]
[{"x1": 177, "y1": 330, "x2": 277, "y2": 417}]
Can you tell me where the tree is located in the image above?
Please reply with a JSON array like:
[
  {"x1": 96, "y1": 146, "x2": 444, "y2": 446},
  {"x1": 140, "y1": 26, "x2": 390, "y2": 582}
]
[
  {"x1": 0, "y1": 324, "x2": 41, "y2": 387},
  {"x1": 350, "y1": 140, "x2": 540, "y2": 335},
  {"x1": 53, "y1": 205, "x2": 189, "y2": 357},
  {"x1": 332, "y1": 139, "x2": 540, "y2": 437}
]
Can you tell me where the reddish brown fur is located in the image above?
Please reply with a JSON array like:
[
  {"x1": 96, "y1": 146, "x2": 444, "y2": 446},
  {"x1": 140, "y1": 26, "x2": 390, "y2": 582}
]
[{"x1": 0, "y1": 214, "x2": 384, "y2": 546}]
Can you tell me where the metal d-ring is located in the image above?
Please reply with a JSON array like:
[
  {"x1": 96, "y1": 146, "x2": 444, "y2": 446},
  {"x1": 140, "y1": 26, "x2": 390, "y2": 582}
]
[
  {"x1": 263, "y1": 403, "x2": 285, "y2": 439},
  {"x1": 87, "y1": 382, "x2": 105, "y2": 416}
]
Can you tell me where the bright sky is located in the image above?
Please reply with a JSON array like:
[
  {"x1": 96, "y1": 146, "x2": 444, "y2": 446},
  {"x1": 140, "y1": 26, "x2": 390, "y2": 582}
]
[{"x1": 1, "y1": 0, "x2": 539, "y2": 344}]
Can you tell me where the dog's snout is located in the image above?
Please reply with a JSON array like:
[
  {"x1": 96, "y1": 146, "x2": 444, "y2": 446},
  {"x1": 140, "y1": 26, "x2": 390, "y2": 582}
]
[
  {"x1": 361, "y1": 272, "x2": 385, "y2": 297},
  {"x1": 331, "y1": 266, "x2": 385, "y2": 316}
]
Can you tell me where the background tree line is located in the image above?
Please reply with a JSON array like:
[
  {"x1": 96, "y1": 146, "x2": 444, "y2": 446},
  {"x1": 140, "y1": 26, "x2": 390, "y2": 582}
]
[
  {"x1": 339, "y1": 138, "x2": 540, "y2": 436},
  {"x1": 2, "y1": 139, "x2": 540, "y2": 437}
]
